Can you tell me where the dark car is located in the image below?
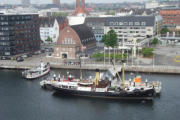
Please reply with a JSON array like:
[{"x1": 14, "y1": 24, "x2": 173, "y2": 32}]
[
  {"x1": 16, "y1": 57, "x2": 24, "y2": 62},
  {"x1": 41, "y1": 49, "x2": 45, "y2": 53},
  {"x1": 27, "y1": 53, "x2": 32, "y2": 57},
  {"x1": 0, "y1": 56, "x2": 11, "y2": 60}
]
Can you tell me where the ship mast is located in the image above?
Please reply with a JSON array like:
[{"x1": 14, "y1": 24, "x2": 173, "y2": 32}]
[
  {"x1": 79, "y1": 55, "x2": 82, "y2": 80},
  {"x1": 121, "y1": 49, "x2": 125, "y2": 90},
  {"x1": 121, "y1": 35, "x2": 125, "y2": 90}
]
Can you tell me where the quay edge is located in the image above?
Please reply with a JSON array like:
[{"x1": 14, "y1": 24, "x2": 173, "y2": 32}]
[{"x1": 1, "y1": 62, "x2": 180, "y2": 74}]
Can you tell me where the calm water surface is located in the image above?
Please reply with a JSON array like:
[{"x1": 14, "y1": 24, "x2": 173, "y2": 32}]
[{"x1": 0, "y1": 69, "x2": 180, "y2": 120}]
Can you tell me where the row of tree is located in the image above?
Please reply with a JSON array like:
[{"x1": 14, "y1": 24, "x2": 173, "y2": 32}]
[
  {"x1": 101, "y1": 30, "x2": 155, "y2": 58},
  {"x1": 92, "y1": 53, "x2": 127, "y2": 61}
]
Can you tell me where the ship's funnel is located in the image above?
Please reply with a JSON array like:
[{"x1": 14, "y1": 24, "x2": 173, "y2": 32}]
[{"x1": 94, "y1": 69, "x2": 100, "y2": 86}]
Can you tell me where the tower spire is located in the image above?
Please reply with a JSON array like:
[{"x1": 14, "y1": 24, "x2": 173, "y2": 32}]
[
  {"x1": 73, "y1": 0, "x2": 89, "y2": 16},
  {"x1": 52, "y1": 0, "x2": 61, "y2": 9}
]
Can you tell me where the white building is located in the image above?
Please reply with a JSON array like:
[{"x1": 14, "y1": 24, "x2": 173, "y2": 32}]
[
  {"x1": 116, "y1": 10, "x2": 133, "y2": 16},
  {"x1": 39, "y1": 17, "x2": 66, "y2": 43},
  {"x1": 145, "y1": 0, "x2": 159, "y2": 9},
  {"x1": 104, "y1": 16, "x2": 157, "y2": 45},
  {"x1": 67, "y1": 16, "x2": 86, "y2": 25}
]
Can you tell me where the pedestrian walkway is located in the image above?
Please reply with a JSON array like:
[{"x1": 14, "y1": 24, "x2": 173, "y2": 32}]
[{"x1": 1, "y1": 60, "x2": 180, "y2": 74}]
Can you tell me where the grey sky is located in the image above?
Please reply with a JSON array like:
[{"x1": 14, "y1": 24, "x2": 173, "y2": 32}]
[{"x1": 0, "y1": 0, "x2": 147, "y2": 4}]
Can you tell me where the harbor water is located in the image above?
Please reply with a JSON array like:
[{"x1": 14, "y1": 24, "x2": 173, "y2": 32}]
[{"x1": 0, "y1": 69, "x2": 180, "y2": 120}]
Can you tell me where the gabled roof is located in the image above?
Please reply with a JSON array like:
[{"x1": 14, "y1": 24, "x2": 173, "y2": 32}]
[
  {"x1": 133, "y1": 9, "x2": 155, "y2": 15},
  {"x1": 39, "y1": 16, "x2": 66, "y2": 27},
  {"x1": 84, "y1": 17, "x2": 106, "y2": 24},
  {"x1": 71, "y1": 24, "x2": 96, "y2": 46}
]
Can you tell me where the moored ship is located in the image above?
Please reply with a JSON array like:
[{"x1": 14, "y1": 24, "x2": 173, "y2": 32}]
[
  {"x1": 52, "y1": 59, "x2": 156, "y2": 100},
  {"x1": 22, "y1": 62, "x2": 50, "y2": 79}
]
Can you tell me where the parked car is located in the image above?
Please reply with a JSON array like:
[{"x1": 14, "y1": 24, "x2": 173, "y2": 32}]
[
  {"x1": 48, "y1": 48, "x2": 54, "y2": 52},
  {"x1": 16, "y1": 57, "x2": 24, "y2": 62},
  {"x1": 0, "y1": 56, "x2": 11, "y2": 60},
  {"x1": 21, "y1": 54, "x2": 28, "y2": 58},
  {"x1": 33, "y1": 51, "x2": 41, "y2": 55},
  {"x1": 41, "y1": 49, "x2": 45, "y2": 53}
]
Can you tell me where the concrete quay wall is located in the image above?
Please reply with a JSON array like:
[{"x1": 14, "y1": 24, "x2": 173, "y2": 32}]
[
  {"x1": 1, "y1": 60, "x2": 180, "y2": 74},
  {"x1": 125, "y1": 66, "x2": 180, "y2": 74}
]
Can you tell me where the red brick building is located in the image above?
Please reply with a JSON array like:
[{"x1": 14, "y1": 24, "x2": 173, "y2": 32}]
[
  {"x1": 72, "y1": 0, "x2": 89, "y2": 16},
  {"x1": 160, "y1": 8, "x2": 180, "y2": 28},
  {"x1": 53, "y1": 24, "x2": 96, "y2": 59},
  {"x1": 52, "y1": 0, "x2": 61, "y2": 9}
]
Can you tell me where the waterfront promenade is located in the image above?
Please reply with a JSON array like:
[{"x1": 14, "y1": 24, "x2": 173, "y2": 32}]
[{"x1": 1, "y1": 60, "x2": 180, "y2": 74}]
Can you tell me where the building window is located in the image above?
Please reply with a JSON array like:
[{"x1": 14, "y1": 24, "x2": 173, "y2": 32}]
[
  {"x1": 119, "y1": 22, "x2": 123, "y2": 25},
  {"x1": 141, "y1": 27, "x2": 146, "y2": 29},
  {"x1": 63, "y1": 38, "x2": 75, "y2": 44},
  {"x1": 124, "y1": 22, "x2": 128, "y2": 25},
  {"x1": 129, "y1": 22, "x2": 133, "y2": 26},
  {"x1": 142, "y1": 31, "x2": 146, "y2": 33},
  {"x1": 5, "y1": 52, "x2": 10, "y2": 55},
  {"x1": 110, "y1": 22, "x2": 114, "y2": 26},
  {"x1": 135, "y1": 22, "x2": 140, "y2": 26},
  {"x1": 141, "y1": 22, "x2": 146, "y2": 26}
]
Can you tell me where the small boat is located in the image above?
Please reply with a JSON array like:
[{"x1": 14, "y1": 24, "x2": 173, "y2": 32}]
[{"x1": 22, "y1": 62, "x2": 50, "y2": 79}]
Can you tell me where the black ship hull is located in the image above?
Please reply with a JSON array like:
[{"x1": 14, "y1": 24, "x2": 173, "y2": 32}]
[
  {"x1": 53, "y1": 87, "x2": 155, "y2": 100},
  {"x1": 42, "y1": 84, "x2": 53, "y2": 91}
]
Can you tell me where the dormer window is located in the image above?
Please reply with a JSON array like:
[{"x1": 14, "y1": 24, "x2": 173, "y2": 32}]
[
  {"x1": 141, "y1": 22, "x2": 146, "y2": 26},
  {"x1": 135, "y1": 22, "x2": 140, "y2": 26}
]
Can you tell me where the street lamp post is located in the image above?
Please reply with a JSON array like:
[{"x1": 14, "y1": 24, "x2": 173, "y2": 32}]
[
  {"x1": 153, "y1": 53, "x2": 155, "y2": 68},
  {"x1": 109, "y1": 47, "x2": 110, "y2": 65},
  {"x1": 104, "y1": 47, "x2": 105, "y2": 67},
  {"x1": 131, "y1": 48, "x2": 133, "y2": 66},
  {"x1": 79, "y1": 55, "x2": 82, "y2": 80},
  {"x1": 127, "y1": 49, "x2": 128, "y2": 65},
  {"x1": 114, "y1": 47, "x2": 115, "y2": 66}
]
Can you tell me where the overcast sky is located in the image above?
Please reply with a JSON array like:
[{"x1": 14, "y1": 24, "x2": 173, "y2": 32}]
[{"x1": 0, "y1": 0, "x2": 147, "y2": 4}]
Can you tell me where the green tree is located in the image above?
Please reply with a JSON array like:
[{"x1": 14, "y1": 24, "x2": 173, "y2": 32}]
[
  {"x1": 142, "y1": 48, "x2": 154, "y2": 57},
  {"x1": 161, "y1": 28, "x2": 169, "y2": 34},
  {"x1": 52, "y1": 12, "x2": 68, "y2": 17},
  {"x1": 45, "y1": 36, "x2": 52, "y2": 43},
  {"x1": 101, "y1": 30, "x2": 118, "y2": 47},
  {"x1": 105, "y1": 10, "x2": 115, "y2": 15},
  {"x1": 152, "y1": 38, "x2": 158, "y2": 45}
]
